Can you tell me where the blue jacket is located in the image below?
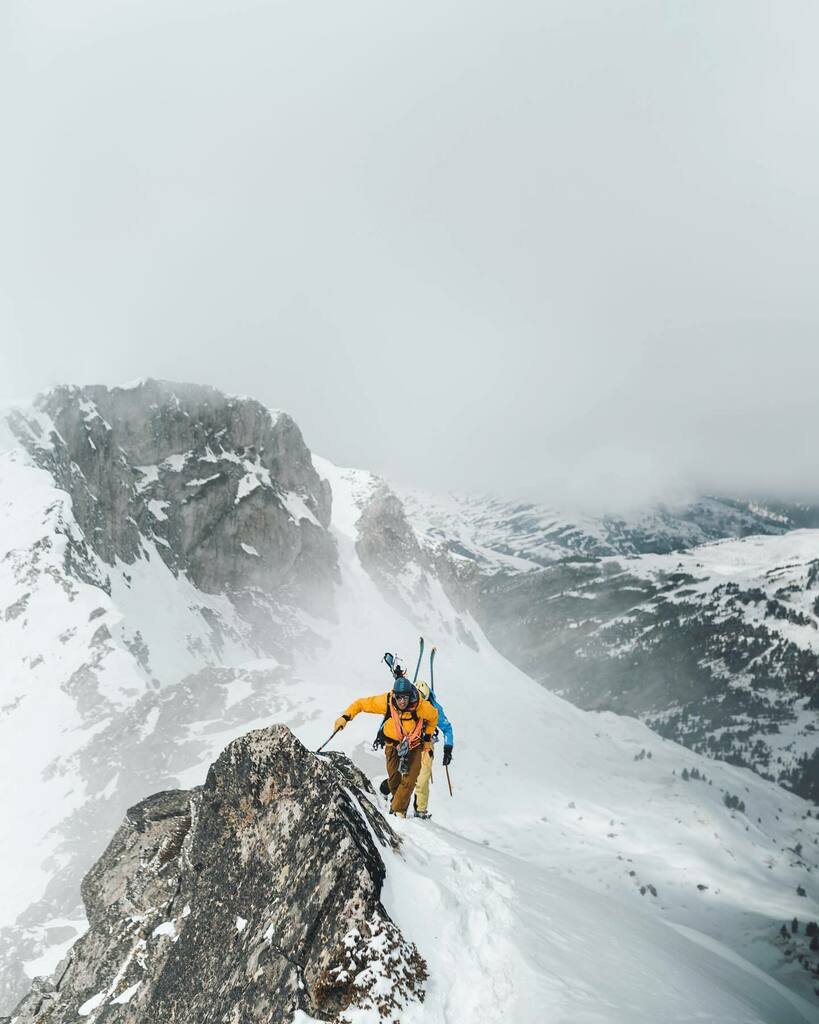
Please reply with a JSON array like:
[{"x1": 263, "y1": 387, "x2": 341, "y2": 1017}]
[{"x1": 431, "y1": 693, "x2": 454, "y2": 747}]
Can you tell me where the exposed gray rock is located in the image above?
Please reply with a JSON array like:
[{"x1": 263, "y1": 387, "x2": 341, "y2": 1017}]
[
  {"x1": 0, "y1": 382, "x2": 349, "y2": 1011},
  {"x1": 355, "y1": 483, "x2": 478, "y2": 650},
  {"x1": 5, "y1": 664, "x2": 306, "y2": 954},
  {"x1": 8, "y1": 726, "x2": 426, "y2": 1024},
  {"x1": 355, "y1": 484, "x2": 427, "y2": 617},
  {"x1": 10, "y1": 380, "x2": 338, "y2": 625}
]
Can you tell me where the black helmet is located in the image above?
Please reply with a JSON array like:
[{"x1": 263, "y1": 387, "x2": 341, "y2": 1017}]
[{"x1": 392, "y1": 676, "x2": 418, "y2": 705}]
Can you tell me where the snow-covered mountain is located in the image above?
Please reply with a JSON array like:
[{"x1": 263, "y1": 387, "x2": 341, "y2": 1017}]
[
  {"x1": 0, "y1": 381, "x2": 339, "y2": 1007},
  {"x1": 401, "y1": 488, "x2": 819, "y2": 803},
  {"x1": 400, "y1": 488, "x2": 819, "y2": 568},
  {"x1": 2, "y1": 382, "x2": 819, "y2": 1022}
]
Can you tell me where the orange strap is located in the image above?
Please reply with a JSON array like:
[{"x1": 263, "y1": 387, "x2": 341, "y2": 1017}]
[{"x1": 389, "y1": 697, "x2": 425, "y2": 749}]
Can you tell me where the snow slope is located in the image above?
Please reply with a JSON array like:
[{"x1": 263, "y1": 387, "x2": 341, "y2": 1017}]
[
  {"x1": 0, "y1": 437, "x2": 264, "y2": 992},
  {"x1": 622, "y1": 530, "x2": 819, "y2": 759},
  {"x1": 290, "y1": 458, "x2": 819, "y2": 1022},
  {"x1": 629, "y1": 528, "x2": 819, "y2": 659},
  {"x1": 545, "y1": 530, "x2": 819, "y2": 790},
  {"x1": 3, "y1": 429, "x2": 819, "y2": 1020}
]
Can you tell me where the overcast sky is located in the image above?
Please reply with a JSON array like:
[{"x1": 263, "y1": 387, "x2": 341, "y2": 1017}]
[{"x1": 2, "y1": 0, "x2": 818, "y2": 509}]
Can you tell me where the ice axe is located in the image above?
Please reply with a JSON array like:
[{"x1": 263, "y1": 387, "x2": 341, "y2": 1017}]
[
  {"x1": 445, "y1": 764, "x2": 453, "y2": 797},
  {"x1": 315, "y1": 726, "x2": 342, "y2": 755}
]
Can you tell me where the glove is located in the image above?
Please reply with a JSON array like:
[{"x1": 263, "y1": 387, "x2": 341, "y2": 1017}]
[
  {"x1": 442, "y1": 745, "x2": 453, "y2": 767},
  {"x1": 334, "y1": 716, "x2": 349, "y2": 732}
]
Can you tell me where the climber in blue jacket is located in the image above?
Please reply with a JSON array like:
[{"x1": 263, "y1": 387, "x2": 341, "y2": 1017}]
[{"x1": 412, "y1": 679, "x2": 453, "y2": 819}]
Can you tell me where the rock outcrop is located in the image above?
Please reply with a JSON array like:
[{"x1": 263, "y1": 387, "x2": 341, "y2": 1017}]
[
  {"x1": 0, "y1": 382, "x2": 347, "y2": 1010},
  {"x1": 6, "y1": 726, "x2": 426, "y2": 1024},
  {"x1": 355, "y1": 482, "x2": 478, "y2": 651},
  {"x1": 9, "y1": 380, "x2": 338, "y2": 619}
]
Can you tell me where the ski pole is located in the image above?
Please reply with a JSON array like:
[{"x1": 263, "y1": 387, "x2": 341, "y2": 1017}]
[
  {"x1": 445, "y1": 765, "x2": 453, "y2": 797},
  {"x1": 315, "y1": 727, "x2": 342, "y2": 754}
]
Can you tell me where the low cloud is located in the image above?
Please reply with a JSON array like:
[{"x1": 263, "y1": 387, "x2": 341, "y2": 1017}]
[{"x1": 2, "y1": 0, "x2": 818, "y2": 508}]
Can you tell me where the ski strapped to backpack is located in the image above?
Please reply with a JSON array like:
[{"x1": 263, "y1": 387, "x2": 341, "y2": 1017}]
[
  {"x1": 375, "y1": 638, "x2": 446, "y2": 775},
  {"x1": 382, "y1": 651, "x2": 402, "y2": 679},
  {"x1": 425, "y1": 641, "x2": 454, "y2": 797},
  {"x1": 412, "y1": 635, "x2": 424, "y2": 683},
  {"x1": 376, "y1": 652, "x2": 400, "y2": 750},
  {"x1": 383, "y1": 637, "x2": 424, "y2": 685}
]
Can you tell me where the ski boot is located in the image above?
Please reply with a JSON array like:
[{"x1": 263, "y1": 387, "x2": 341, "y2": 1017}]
[{"x1": 413, "y1": 795, "x2": 431, "y2": 820}]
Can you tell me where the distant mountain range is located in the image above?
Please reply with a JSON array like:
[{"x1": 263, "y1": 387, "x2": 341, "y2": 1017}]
[{"x1": 401, "y1": 489, "x2": 819, "y2": 801}]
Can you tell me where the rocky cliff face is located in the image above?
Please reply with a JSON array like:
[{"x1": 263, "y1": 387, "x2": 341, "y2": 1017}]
[
  {"x1": 354, "y1": 480, "x2": 478, "y2": 651},
  {"x1": 355, "y1": 485, "x2": 433, "y2": 620},
  {"x1": 9, "y1": 379, "x2": 337, "y2": 625},
  {"x1": 6, "y1": 726, "x2": 425, "y2": 1024},
  {"x1": 0, "y1": 382, "x2": 344, "y2": 1010}
]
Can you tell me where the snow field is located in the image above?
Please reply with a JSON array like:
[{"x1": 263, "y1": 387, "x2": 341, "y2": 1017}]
[
  {"x1": 300, "y1": 457, "x2": 819, "y2": 1021},
  {"x1": 2, "y1": 434, "x2": 819, "y2": 1021},
  {"x1": 385, "y1": 821, "x2": 819, "y2": 1023}
]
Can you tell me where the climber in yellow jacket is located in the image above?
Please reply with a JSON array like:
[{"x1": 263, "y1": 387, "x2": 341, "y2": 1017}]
[{"x1": 334, "y1": 674, "x2": 439, "y2": 818}]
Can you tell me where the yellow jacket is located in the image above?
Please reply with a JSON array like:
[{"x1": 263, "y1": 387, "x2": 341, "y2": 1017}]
[{"x1": 342, "y1": 692, "x2": 439, "y2": 745}]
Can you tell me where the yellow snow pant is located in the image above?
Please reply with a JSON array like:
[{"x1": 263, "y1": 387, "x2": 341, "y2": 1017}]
[
  {"x1": 385, "y1": 743, "x2": 423, "y2": 815},
  {"x1": 414, "y1": 749, "x2": 433, "y2": 813}
]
